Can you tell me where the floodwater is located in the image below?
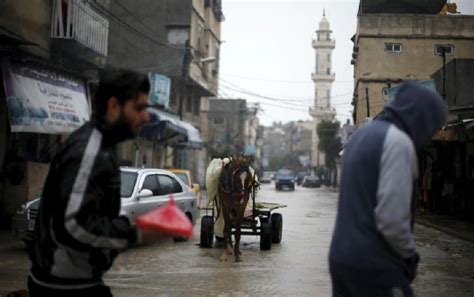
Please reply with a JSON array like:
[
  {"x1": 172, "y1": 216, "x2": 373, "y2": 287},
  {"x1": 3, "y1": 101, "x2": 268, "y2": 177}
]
[
  {"x1": 108, "y1": 183, "x2": 337, "y2": 296},
  {"x1": 0, "y1": 183, "x2": 473, "y2": 296}
]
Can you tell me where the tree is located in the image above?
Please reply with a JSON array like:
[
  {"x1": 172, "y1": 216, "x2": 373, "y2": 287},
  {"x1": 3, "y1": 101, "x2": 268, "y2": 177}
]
[{"x1": 316, "y1": 120, "x2": 342, "y2": 186}]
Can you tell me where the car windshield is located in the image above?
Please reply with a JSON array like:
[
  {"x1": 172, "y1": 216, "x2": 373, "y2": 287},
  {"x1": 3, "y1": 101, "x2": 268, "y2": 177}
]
[
  {"x1": 121, "y1": 171, "x2": 138, "y2": 197},
  {"x1": 276, "y1": 169, "x2": 294, "y2": 178},
  {"x1": 174, "y1": 173, "x2": 189, "y2": 186}
]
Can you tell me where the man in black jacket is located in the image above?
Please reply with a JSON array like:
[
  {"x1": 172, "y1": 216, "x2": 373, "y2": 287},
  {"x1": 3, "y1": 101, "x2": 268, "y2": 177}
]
[{"x1": 28, "y1": 70, "x2": 151, "y2": 296}]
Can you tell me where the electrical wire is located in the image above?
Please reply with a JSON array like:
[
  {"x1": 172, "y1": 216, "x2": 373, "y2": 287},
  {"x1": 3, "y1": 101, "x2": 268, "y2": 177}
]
[
  {"x1": 221, "y1": 72, "x2": 354, "y2": 84},
  {"x1": 91, "y1": 0, "x2": 183, "y2": 52}
]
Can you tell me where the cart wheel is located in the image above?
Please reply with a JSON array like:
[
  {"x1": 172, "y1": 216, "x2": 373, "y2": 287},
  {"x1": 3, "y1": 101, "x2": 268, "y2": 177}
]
[
  {"x1": 260, "y1": 217, "x2": 272, "y2": 250},
  {"x1": 200, "y1": 215, "x2": 214, "y2": 248},
  {"x1": 271, "y1": 213, "x2": 283, "y2": 243}
]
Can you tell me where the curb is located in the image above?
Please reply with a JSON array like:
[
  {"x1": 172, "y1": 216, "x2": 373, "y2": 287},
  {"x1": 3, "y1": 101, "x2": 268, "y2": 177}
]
[{"x1": 416, "y1": 219, "x2": 474, "y2": 244}]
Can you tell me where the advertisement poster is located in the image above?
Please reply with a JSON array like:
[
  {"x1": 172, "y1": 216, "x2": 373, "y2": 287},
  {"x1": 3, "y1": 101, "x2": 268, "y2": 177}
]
[
  {"x1": 148, "y1": 72, "x2": 171, "y2": 109},
  {"x1": 2, "y1": 59, "x2": 90, "y2": 134}
]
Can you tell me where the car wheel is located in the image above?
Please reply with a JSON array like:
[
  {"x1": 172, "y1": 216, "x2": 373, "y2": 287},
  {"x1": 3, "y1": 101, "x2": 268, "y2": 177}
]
[
  {"x1": 271, "y1": 213, "x2": 283, "y2": 244},
  {"x1": 200, "y1": 215, "x2": 214, "y2": 248},
  {"x1": 260, "y1": 217, "x2": 272, "y2": 250}
]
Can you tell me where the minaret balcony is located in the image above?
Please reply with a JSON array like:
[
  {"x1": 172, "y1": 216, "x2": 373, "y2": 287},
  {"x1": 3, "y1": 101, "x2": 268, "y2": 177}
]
[
  {"x1": 312, "y1": 39, "x2": 335, "y2": 49},
  {"x1": 312, "y1": 72, "x2": 335, "y2": 82},
  {"x1": 309, "y1": 107, "x2": 337, "y2": 119}
]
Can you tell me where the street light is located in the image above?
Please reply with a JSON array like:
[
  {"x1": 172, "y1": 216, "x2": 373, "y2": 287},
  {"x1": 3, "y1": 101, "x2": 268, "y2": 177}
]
[{"x1": 200, "y1": 56, "x2": 216, "y2": 64}]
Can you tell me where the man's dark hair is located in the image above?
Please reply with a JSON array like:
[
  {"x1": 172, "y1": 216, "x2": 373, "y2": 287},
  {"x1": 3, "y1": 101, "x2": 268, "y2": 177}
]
[{"x1": 94, "y1": 70, "x2": 150, "y2": 116}]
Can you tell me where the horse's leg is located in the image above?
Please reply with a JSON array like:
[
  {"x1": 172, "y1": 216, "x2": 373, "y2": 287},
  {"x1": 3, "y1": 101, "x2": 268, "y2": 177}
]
[
  {"x1": 220, "y1": 208, "x2": 232, "y2": 262},
  {"x1": 234, "y1": 218, "x2": 242, "y2": 262}
]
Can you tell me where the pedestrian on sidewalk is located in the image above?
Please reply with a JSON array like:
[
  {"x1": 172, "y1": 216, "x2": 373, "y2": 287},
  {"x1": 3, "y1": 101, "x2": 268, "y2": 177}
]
[
  {"x1": 329, "y1": 82, "x2": 447, "y2": 297},
  {"x1": 28, "y1": 70, "x2": 156, "y2": 297}
]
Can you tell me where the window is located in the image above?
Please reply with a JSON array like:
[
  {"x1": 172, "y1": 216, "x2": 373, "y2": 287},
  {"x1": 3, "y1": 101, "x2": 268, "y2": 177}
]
[
  {"x1": 327, "y1": 53, "x2": 331, "y2": 62},
  {"x1": 435, "y1": 44, "x2": 454, "y2": 55},
  {"x1": 142, "y1": 175, "x2": 159, "y2": 196},
  {"x1": 326, "y1": 32, "x2": 330, "y2": 40},
  {"x1": 193, "y1": 96, "x2": 200, "y2": 116},
  {"x1": 316, "y1": 54, "x2": 319, "y2": 73},
  {"x1": 326, "y1": 90, "x2": 331, "y2": 107},
  {"x1": 384, "y1": 43, "x2": 403, "y2": 53},
  {"x1": 186, "y1": 94, "x2": 192, "y2": 113},
  {"x1": 157, "y1": 175, "x2": 182, "y2": 195},
  {"x1": 120, "y1": 171, "x2": 137, "y2": 197},
  {"x1": 327, "y1": 68, "x2": 331, "y2": 75}
]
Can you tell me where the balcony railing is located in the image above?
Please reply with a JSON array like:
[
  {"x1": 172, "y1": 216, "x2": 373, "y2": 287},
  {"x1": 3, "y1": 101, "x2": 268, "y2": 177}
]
[
  {"x1": 312, "y1": 39, "x2": 335, "y2": 49},
  {"x1": 51, "y1": 0, "x2": 109, "y2": 56},
  {"x1": 312, "y1": 72, "x2": 336, "y2": 82}
]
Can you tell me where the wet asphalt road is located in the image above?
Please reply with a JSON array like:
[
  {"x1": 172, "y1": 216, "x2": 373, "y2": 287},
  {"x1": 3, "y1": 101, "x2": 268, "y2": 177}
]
[{"x1": 0, "y1": 183, "x2": 473, "y2": 296}]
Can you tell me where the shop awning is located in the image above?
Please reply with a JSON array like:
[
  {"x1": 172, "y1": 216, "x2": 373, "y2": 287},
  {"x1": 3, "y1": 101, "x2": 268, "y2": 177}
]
[
  {"x1": 432, "y1": 119, "x2": 474, "y2": 142},
  {"x1": 140, "y1": 108, "x2": 203, "y2": 149}
]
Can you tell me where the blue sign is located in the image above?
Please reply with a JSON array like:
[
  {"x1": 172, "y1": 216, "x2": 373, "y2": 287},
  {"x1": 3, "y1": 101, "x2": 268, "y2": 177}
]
[
  {"x1": 149, "y1": 73, "x2": 171, "y2": 108},
  {"x1": 386, "y1": 80, "x2": 436, "y2": 103}
]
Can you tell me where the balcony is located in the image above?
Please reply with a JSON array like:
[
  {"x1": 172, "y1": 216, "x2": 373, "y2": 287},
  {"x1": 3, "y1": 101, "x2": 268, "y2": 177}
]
[
  {"x1": 51, "y1": 0, "x2": 109, "y2": 56},
  {"x1": 312, "y1": 39, "x2": 335, "y2": 49},
  {"x1": 309, "y1": 107, "x2": 337, "y2": 119},
  {"x1": 312, "y1": 72, "x2": 335, "y2": 82}
]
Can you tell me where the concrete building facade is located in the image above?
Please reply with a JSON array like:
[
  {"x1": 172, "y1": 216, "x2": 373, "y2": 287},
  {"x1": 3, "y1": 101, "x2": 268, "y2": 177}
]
[
  {"x1": 200, "y1": 98, "x2": 262, "y2": 172},
  {"x1": 351, "y1": 13, "x2": 474, "y2": 125},
  {"x1": 106, "y1": 0, "x2": 224, "y2": 184},
  {"x1": 0, "y1": 0, "x2": 110, "y2": 225}
]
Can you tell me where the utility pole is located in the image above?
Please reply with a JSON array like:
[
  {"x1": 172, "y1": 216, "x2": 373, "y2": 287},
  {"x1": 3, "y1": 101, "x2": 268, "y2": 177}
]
[
  {"x1": 179, "y1": 40, "x2": 193, "y2": 120},
  {"x1": 365, "y1": 87, "x2": 370, "y2": 118},
  {"x1": 441, "y1": 47, "x2": 447, "y2": 101}
]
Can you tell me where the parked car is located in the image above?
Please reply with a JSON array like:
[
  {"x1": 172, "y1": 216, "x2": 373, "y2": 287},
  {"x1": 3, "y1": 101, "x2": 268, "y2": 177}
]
[
  {"x1": 11, "y1": 193, "x2": 41, "y2": 245},
  {"x1": 167, "y1": 168, "x2": 202, "y2": 209},
  {"x1": 302, "y1": 175, "x2": 321, "y2": 188},
  {"x1": 259, "y1": 171, "x2": 273, "y2": 184},
  {"x1": 12, "y1": 167, "x2": 199, "y2": 245},
  {"x1": 275, "y1": 169, "x2": 295, "y2": 191},
  {"x1": 296, "y1": 171, "x2": 310, "y2": 185}
]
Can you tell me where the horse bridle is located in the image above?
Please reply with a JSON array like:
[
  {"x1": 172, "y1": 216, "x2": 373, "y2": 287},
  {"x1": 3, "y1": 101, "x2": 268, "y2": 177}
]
[{"x1": 219, "y1": 163, "x2": 254, "y2": 202}]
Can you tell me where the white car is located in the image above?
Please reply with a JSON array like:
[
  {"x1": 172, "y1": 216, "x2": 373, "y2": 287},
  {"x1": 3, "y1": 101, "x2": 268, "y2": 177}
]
[{"x1": 12, "y1": 167, "x2": 199, "y2": 245}]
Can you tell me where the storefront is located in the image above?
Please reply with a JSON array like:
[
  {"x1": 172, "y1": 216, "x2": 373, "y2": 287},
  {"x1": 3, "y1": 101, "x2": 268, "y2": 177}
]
[
  {"x1": 0, "y1": 57, "x2": 90, "y2": 225},
  {"x1": 422, "y1": 119, "x2": 474, "y2": 219},
  {"x1": 118, "y1": 108, "x2": 203, "y2": 180}
]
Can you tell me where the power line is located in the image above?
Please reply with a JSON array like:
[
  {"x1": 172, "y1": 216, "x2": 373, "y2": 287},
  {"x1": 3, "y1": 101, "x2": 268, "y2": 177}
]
[
  {"x1": 91, "y1": 0, "x2": 183, "y2": 53},
  {"x1": 112, "y1": 0, "x2": 160, "y2": 36},
  {"x1": 221, "y1": 73, "x2": 354, "y2": 84},
  {"x1": 219, "y1": 79, "x2": 353, "y2": 106}
]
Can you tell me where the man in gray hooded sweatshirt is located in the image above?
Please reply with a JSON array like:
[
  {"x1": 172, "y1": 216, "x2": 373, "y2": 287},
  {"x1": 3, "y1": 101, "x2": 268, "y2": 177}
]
[{"x1": 329, "y1": 82, "x2": 447, "y2": 297}]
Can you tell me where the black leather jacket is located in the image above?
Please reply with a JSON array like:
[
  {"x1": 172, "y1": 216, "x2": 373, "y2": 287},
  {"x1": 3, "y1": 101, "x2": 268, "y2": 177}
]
[{"x1": 30, "y1": 118, "x2": 137, "y2": 289}]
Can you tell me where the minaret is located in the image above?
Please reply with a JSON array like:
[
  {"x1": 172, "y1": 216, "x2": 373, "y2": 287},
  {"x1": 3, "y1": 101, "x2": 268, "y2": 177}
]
[{"x1": 309, "y1": 10, "x2": 336, "y2": 167}]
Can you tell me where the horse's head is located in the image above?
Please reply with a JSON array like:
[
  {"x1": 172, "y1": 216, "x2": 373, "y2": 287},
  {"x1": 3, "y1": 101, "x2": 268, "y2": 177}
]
[{"x1": 230, "y1": 157, "x2": 253, "y2": 198}]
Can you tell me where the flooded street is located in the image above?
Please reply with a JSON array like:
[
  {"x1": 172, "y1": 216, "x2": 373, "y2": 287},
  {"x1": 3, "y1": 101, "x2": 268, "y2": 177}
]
[
  {"x1": 108, "y1": 183, "x2": 337, "y2": 296},
  {"x1": 1, "y1": 183, "x2": 473, "y2": 296}
]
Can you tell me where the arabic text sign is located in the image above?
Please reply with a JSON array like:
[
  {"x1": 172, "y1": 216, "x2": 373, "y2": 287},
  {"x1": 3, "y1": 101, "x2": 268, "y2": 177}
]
[{"x1": 2, "y1": 59, "x2": 90, "y2": 134}]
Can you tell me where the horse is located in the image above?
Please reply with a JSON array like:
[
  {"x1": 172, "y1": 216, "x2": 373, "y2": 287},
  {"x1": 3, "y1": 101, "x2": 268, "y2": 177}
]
[{"x1": 217, "y1": 156, "x2": 256, "y2": 262}]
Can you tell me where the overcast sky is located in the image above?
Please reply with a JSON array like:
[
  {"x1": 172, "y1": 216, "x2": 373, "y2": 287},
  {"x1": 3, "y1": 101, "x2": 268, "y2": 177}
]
[{"x1": 218, "y1": 0, "x2": 474, "y2": 126}]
